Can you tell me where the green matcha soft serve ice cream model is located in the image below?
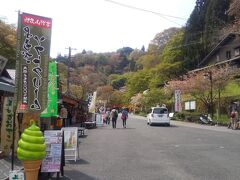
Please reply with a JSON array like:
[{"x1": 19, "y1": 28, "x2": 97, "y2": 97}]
[{"x1": 17, "y1": 120, "x2": 46, "y2": 180}]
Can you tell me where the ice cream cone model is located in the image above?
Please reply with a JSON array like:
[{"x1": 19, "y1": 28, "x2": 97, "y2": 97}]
[{"x1": 17, "y1": 120, "x2": 46, "y2": 180}]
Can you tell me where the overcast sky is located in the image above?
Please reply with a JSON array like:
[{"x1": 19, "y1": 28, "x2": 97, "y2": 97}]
[{"x1": 1, "y1": 0, "x2": 196, "y2": 58}]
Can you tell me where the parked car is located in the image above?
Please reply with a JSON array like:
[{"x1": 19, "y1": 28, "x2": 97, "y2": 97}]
[{"x1": 147, "y1": 106, "x2": 170, "y2": 126}]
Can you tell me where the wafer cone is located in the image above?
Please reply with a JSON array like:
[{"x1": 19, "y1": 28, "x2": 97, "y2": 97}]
[{"x1": 23, "y1": 160, "x2": 42, "y2": 180}]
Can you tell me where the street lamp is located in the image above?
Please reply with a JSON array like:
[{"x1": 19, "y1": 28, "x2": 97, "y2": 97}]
[{"x1": 204, "y1": 71, "x2": 213, "y2": 119}]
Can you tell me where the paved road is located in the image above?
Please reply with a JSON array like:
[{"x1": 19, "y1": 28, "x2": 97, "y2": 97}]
[
  {"x1": 0, "y1": 156, "x2": 22, "y2": 180},
  {"x1": 64, "y1": 114, "x2": 240, "y2": 180}
]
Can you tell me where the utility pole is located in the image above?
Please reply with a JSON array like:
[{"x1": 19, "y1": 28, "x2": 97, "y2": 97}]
[
  {"x1": 204, "y1": 71, "x2": 213, "y2": 120},
  {"x1": 209, "y1": 71, "x2": 213, "y2": 119},
  {"x1": 65, "y1": 47, "x2": 76, "y2": 94}
]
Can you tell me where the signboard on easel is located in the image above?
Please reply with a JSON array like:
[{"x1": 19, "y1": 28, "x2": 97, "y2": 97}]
[
  {"x1": 96, "y1": 113, "x2": 103, "y2": 126},
  {"x1": 41, "y1": 130, "x2": 62, "y2": 172},
  {"x1": 62, "y1": 127, "x2": 78, "y2": 162}
]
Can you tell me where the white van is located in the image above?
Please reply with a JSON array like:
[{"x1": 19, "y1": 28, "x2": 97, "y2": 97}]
[{"x1": 147, "y1": 106, "x2": 170, "y2": 126}]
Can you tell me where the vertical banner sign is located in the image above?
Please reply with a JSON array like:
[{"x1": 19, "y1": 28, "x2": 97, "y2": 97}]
[
  {"x1": 40, "y1": 61, "x2": 58, "y2": 117},
  {"x1": 174, "y1": 89, "x2": 182, "y2": 112},
  {"x1": 89, "y1": 91, "x2": 97, "y2": 113},
  {"x1": 14, "y1": 12, "x2": 52, "y2": 113},
  {"x1": 0, "y1": 97, "x2": 13, "y2": 155}
]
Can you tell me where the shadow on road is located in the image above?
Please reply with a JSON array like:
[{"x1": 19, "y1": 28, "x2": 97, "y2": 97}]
[
  {"x1": 65, "y1": 169, "x2": 96, "y2": 180},
  {"x1": 101, "y1": 127, "x2": 136, "y2": 130},
  {"x1": 66, "y1": 158, "x2": 90, "y2": 165},
  {"x1": 115, "y1": 127, "x2": 136, "y2": 130},
  {"x1": 40, "y1": 169, "x2": 96, "y2": 180},
  {"x1": 150, "y1": 124, "x2": 179, "y2": 128},
  {"x1": 79, "y1": 134, "x2": 88, "y2": 138},
  {"x1": 39, "y1": 173, "x2": 72, "y2": 180},
  {"x1": 170, "y1": 124, "x2": 179, "y2": 128}
]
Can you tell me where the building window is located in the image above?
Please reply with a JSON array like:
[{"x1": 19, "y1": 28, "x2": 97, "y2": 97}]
[
  {"x1": 234, "y1": 47, "x2": 240, "y2": 57},
  {"x1": 226, "y1": 51, "x2": 231, "y2": 60}
]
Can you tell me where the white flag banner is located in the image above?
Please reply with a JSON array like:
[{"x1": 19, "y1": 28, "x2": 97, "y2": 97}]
[{"x1": 89, "y1": 91, "x2": 97, "y2": 113}]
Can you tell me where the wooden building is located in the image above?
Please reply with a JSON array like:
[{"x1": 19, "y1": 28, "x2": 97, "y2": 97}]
[
  {"x1": 198, "y1": 33, "x2": 240, "y2": 68},
  {"x1": 0, "y1": 56, "x2": 16, "y2": 155}
]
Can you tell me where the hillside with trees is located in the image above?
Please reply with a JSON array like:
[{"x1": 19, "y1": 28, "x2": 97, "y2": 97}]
[
  {"x1": 1, "y1": 0, "x2": 240, "y2": 117},
  {"x1": 45, "y1": 0, "x2": 240, "y2": 112}
]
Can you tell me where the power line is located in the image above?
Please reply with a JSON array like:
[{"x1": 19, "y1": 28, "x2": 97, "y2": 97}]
[
  {"x1": 158, "y1": 15, "x2": 183, "y2": 26},
  {"x1": 105, "y1": 0, "x2": 186, "y2": 20},
  {"x1": 104, "y1": 0, "x2": 186, "y2": 25}
]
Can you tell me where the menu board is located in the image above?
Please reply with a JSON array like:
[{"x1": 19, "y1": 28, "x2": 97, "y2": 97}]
[{"x1": 41, "y1": 130, "x2": 62, "y2": 172}]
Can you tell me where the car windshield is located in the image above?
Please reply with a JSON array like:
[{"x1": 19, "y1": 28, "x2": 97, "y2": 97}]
[{"x1": 153, "y1": 108, "x2": 168, "y2": 114}]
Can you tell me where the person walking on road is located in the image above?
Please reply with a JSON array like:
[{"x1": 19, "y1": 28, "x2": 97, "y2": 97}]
[
  {"x1": 111, "y1": 108, "x2": 118, "y2": 128},
  {"x1": 229, "y1": 108, "x2": 239, "y2": 130},
  {"x1": 105, "y1": 109, "x2": 111, "y2": 125},
  {"x1": 121, "y1": 108, "x2": 128, "y2": 128}
]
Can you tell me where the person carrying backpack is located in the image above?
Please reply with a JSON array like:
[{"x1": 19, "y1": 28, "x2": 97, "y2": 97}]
[
  {"x1": 105, "y1": 109, "x2": 111, "y2": 125},
  {"x1": 111, "y1": 108, "x2": 118, "y2": 128},
  {"x1": 230, "y1": 108, "x2": 238, "y2": 130},
  {"x1": 121, "y1": 108, "x2": 128, "y2": 128}
]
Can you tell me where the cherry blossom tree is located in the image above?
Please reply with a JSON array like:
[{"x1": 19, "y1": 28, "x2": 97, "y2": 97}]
[{"x1": 165, "y1": 64, "x2": 240, "y2": 116}]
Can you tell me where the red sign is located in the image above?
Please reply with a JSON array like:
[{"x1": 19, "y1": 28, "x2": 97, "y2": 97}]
[
  {"x1": 19, "y1": 103, "x2": 27, "y2": 110},
  {"x1": 22, "y1": 13, "x2": 52, "y2": 28}
]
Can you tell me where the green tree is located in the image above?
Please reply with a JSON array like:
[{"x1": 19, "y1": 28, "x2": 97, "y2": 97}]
[
  {"x1": 184, "y1": 0, "x2": 231, "y2": 70},
  {"x1": 0, "y1": 20, "x2": 16, "y2": 68},
  {"x1": 109, "y1": 90, "x2": 127, "y2": 107},
  {"x1": 115, "y1": 52, "x2": 129, "y2": 73},
  {"x1": 204, "y1": 0, "x2": 230, "y2": 50},
  {"x1": 117, "y1": 47, "x2": 134, "y2": 57},
  {"x1": 224, "y1": 0, "x2": 240, "y2": 33},
  {"x1": 141, "y1": 88, "x2": 169, "y2": 111},
  {"x1": 148, "y1": 61, "x2": 183, "y2": 89},
  {"x1": 161, "y1": 30, "x2": 184, "y2": 64},
  {"x1": 147, "y1": 30, "x2": 185, "y2": 89},
  {"x1": 97, "y1": 85, "x2": 114, "y2": 106},
  {"x1": 137, "y1": 54, "x2": 160, "y2": 69},
  {"x1": 138, "y1": 27, "x2": 180, "y2": 70},
  {"x1": 184, "y1": 0, "x2": 210, "y2": 69},
  {"x1": 109, "y1": 73, "x2": 131, "y2": 90},
  {"x1": 126, "y1": 70, "x2": 151, "y2": 98},
  {"x1": 128, "y1": 49, "x2": 145, "y2": 71},
  {"x1": 148, "y1": 27, "x2": 180, "y2": 55}
]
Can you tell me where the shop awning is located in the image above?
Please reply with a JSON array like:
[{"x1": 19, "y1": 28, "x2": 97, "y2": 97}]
[{"x1": 0, "y1": 81, "x2": 15, "y2": 93}]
